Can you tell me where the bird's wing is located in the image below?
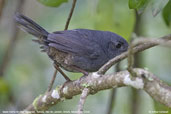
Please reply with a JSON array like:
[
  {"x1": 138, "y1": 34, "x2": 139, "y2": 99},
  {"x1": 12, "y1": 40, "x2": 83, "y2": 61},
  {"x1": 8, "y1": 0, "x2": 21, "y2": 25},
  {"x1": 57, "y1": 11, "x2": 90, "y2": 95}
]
[{"x1": 47, "y1": 30, "x2": 101, "y2": 59}]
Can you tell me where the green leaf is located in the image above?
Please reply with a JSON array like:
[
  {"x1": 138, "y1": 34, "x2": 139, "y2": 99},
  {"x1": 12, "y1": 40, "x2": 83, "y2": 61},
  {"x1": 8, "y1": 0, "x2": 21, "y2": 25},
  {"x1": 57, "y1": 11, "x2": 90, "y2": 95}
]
[
  {"x1": 129, "y1": 0, "x2": 149, "y2": 14},
  {"x1": 151, "y1": 0, "x2": 169, "y2": 17},
  {"x1": 37, "y1": 0, "x2": 68, "y2": 7},
  {"x1": 95, "y1": 0, "x2": 135, "y2": 41},
  {"x1": 162, "y1": 0, "x2": 171, "y2": 26}
]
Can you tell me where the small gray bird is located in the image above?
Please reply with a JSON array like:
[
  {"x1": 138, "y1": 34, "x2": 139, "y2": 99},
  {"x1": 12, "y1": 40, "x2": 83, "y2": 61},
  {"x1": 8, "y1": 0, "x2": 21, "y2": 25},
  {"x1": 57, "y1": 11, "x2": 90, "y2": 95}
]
[{"x1": 14, "y1": 13, "x2": 128, "y2": 77}]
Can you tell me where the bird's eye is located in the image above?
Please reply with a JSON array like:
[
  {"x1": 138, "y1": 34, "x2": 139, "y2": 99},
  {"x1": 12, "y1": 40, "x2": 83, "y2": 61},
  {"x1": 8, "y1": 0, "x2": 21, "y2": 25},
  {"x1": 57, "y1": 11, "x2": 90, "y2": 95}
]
[
  {"x1": 108, "y1": 41, "x2": 123, "y2": 50},
  {"x1": 116, "y1": 42, "x2": 122, "y2": 48}
]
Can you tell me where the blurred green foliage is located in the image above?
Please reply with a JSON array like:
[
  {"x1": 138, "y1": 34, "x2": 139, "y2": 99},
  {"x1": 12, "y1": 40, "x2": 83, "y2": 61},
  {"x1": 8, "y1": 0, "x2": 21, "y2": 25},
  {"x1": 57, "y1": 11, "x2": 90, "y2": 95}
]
[
  {"x1": 129, "y1": 0, "x2": 170, "y2": 26},
  {"x1": 0, "y1": 78, "x2": 10, "y2": 96},
  {"x1": 154, "y1": 100, "x2": 171, "y2": 114},
  {"x1": 95, "y1": 0, "x2": 134, "y2": 41},
  {"x1": 0, "y1": 77, "x2": 11, "y2": 107},
  {"x1": 0, "y1": 0, "x2": 171, "y2": 114},
  {"x1": 162, "y1": 0, "x2": 171, "y2": 26},
  {"x1": 37, "y1": 0, "x2": 68, "y2": 7},
  {"x1": 151, "y1": 0, "x2": 169, "y2": 17},
  {"x1": 129, "y1": 0, "x2": 149, "y2": 13}
]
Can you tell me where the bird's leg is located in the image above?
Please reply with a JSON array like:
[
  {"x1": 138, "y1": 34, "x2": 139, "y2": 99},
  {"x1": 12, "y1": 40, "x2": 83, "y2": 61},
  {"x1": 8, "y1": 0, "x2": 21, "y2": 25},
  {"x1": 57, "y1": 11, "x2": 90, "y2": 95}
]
[
  {"x1": 71, "y1": 66, "x2": 89, "y2": 76},
  {"x1": 47, "y1": 63, "x2": 71, "y2": 92},
  {"x1": 54, "y1": 64, "x2": 71, "y2": 81},
  {"x1": 53, "y1": 64, "x2": 73, "y2": 97}
]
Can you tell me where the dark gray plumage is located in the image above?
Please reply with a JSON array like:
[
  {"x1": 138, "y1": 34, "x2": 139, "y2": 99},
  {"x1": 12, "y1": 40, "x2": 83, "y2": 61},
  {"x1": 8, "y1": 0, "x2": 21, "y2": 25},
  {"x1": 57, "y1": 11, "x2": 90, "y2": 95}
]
[{"x1": 14, "y1": 13, "x2": 128, "y2": 74}]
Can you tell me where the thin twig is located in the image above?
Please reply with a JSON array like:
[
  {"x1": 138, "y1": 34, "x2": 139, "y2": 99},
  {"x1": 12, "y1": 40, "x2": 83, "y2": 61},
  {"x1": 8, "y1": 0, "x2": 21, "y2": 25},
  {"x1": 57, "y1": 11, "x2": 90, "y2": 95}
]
[
  {"x1": 98, "y1": 34, "x2": 171, "y2": 74},
  {"x1": 48, "y1": 0, "x2": 77, "y2": 91},
  {"x1": 77, "y1": 88, "x2": 90, "y2": 114},
  {"x1": 0, "y1": 0, "x2": 25, "y2": 76},
  {"x1": 47, "y1": 70, "x2": 58, "y2": 92},
  {"x1": 127, "y1": 37, "x2": 171, "y2": 77},
  {"x1": 133, "y1": 38, "x2": 171, "y2": 47},
  {"x1": 47, "y1": 69, "x2": 58, "y2": 92},
  {"x1": 64, "y1": 0, "x2": 77, "y2": 30},
  {"x1": 127, "y1": 42, "x2": 137, "y2": 78},
  {"x1": 127, "y1": 37, "x2": 171, "y2": 78}
]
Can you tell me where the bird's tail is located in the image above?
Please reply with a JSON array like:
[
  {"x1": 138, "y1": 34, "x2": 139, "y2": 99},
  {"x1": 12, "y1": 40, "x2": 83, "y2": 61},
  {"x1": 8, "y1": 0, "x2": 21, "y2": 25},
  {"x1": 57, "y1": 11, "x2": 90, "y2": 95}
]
[{"x1": 14, "y1": 13, "x2": 49, "y2": 49}]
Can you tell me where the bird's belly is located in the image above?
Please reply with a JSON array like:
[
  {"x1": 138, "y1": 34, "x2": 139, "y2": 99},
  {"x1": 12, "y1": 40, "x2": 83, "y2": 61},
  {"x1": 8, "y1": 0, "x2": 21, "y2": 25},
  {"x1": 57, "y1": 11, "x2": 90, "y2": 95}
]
[
  {"x1": 47, "y1": 47, "x2": 78, "y2": 72},
  {"x1": 47, "y1": 47, "x2": 107, "y2": 73}
]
